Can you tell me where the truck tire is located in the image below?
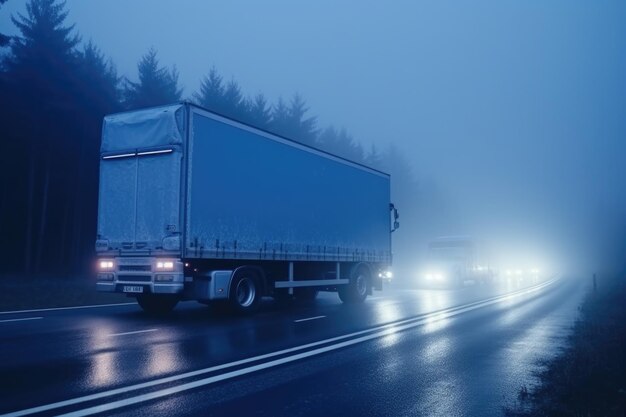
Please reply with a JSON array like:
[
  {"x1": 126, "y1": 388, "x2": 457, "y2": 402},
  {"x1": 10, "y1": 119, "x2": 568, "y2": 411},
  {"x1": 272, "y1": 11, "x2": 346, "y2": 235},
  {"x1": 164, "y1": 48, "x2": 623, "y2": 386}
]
[
  {"x1": 229, "y1": 270, "x2": 261, "y2": 314},
  {"x1": 136, "y1": 294, "x2": 178, "y2": 314},
  {"x1": 338, "y1": 265, "x2": 370, "y2": 304},
  {"x1": 294, "y1": 287, "x2": 319, "y2": 303}
]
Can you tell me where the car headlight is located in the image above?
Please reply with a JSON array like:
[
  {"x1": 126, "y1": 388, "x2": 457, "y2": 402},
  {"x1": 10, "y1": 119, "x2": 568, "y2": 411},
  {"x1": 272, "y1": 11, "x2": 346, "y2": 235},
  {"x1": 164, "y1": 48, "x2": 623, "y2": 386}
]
[{"x1": 425, "y1": 272, "x2": 445, "y2": 281}]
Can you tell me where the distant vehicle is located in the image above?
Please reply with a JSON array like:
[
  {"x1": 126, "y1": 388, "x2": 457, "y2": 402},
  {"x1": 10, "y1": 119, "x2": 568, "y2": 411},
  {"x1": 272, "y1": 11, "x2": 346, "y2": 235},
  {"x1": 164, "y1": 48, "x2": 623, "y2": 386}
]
[
  {"x1": 503, "y1": 268, "x2": 542, "y2": 283},
  {"x1": 95, "y1": 103, "x2": 399, "y2": 313},
  {"x1": 420, "y1": 236, "x2": 495, "y2": 288}
]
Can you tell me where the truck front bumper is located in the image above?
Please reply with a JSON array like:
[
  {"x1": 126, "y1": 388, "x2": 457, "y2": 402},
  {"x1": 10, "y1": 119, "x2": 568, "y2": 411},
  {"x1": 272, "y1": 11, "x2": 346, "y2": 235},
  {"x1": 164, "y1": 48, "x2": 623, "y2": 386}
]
[
  {"x1": 96, "y1": 257, "x2": 185, "y2": 295},
  {"x1": 96, "y1": 281, "x2": 184, "y2": 294}
]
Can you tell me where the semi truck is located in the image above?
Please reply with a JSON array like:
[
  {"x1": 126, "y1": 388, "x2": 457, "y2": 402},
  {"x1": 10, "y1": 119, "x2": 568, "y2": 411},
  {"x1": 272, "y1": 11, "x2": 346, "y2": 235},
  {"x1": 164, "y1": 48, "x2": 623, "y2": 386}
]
[
  {"x1": 421, "y1": 236, "x2": 495, "y2": 288},
  {"x1": 95, "y1": 102, "x2": 399, "y2": 313}
]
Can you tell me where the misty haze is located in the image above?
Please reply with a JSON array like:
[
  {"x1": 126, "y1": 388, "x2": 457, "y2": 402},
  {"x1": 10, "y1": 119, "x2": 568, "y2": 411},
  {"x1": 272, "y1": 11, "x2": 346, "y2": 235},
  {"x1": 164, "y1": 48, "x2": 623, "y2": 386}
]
[{"x1": 0, "y1": 1, "x2": 624, "y2": 416}]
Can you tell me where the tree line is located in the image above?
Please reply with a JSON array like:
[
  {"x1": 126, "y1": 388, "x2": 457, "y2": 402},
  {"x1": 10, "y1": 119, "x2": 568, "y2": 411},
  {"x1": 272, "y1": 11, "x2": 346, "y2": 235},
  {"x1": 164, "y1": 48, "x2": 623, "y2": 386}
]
[{"x1": 0, "y1": 0, "x2": 417, "y2": 277}]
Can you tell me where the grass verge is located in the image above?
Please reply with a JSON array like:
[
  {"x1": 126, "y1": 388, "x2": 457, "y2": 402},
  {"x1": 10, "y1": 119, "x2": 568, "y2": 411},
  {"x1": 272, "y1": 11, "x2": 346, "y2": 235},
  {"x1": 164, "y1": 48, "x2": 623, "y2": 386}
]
[
  {"x1": 0, "y1": 275, "x2": 130, "y2": 311},
  {"x1": 506, "y1": 274, "x2": 626, "y2": 416}
]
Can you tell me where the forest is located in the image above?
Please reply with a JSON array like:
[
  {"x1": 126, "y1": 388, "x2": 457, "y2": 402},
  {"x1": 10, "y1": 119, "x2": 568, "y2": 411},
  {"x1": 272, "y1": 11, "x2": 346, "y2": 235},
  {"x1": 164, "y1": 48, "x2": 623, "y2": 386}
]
[{"x1": 0, "y1": 0, "x2": 420, "y2": 277}]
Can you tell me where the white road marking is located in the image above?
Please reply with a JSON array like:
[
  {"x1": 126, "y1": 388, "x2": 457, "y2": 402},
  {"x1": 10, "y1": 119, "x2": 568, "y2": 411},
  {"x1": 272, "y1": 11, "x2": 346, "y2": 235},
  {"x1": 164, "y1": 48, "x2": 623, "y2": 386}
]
[
  {"x1": 0, "y1": 302, "x2": 136, "y2": 315},
  {"x1": 108, "y1": 329, "x2": 158, "y2": 337},
  {"x1": 294, "y1": 315, "x2": 326, "y2": 323},
  {"x1": 1, "y1": 277, "x2": 558, "y2": 417},
  {"x1": 0, "y1": 317, "x2": 43, "y2": 323}
]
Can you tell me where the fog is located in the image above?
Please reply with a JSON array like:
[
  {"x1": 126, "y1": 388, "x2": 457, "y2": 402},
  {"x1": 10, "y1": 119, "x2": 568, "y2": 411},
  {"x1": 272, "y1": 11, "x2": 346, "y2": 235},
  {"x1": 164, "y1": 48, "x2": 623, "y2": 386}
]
[{"x1": 1, "y1": 0, "x2": 624, "y2": 278}]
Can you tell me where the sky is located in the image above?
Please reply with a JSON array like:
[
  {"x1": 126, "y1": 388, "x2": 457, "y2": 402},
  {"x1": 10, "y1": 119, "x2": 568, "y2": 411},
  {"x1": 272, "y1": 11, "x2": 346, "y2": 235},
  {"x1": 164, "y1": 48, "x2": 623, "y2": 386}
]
[{"x1": 1, "y1": 0, "x2": 625, "y2": 275}]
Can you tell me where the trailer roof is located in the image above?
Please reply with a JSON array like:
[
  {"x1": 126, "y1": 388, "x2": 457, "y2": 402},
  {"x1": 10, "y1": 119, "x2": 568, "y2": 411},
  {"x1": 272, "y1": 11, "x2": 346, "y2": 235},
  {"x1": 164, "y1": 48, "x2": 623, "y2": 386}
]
[{"x1": 104, "y1": 101, "x2": 390, "y2": 178}]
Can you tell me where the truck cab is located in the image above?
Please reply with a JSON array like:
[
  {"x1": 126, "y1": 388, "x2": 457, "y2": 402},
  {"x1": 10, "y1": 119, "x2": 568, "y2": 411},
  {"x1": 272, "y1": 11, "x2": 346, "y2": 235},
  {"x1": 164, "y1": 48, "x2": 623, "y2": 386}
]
[{"x1": 95, "y1": 105, "x2": 186, "y2": 311}]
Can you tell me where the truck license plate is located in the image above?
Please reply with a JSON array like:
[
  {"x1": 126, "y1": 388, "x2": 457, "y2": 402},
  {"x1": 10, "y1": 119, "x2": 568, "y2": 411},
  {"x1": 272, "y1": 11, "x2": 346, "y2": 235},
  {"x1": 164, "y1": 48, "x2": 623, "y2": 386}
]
[{"x1": 123, "y1": 285, "x2": 144, "y2": 293}]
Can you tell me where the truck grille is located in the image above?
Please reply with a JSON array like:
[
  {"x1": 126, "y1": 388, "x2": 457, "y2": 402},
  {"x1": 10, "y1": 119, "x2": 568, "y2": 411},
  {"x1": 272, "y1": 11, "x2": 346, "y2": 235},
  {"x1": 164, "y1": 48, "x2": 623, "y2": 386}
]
[
  {"x1": 117, "y1": 275, "x2": 152, "y2": 282},
  {"x1": 119, "y1": 265, "x2": 151, "y2": 272}
]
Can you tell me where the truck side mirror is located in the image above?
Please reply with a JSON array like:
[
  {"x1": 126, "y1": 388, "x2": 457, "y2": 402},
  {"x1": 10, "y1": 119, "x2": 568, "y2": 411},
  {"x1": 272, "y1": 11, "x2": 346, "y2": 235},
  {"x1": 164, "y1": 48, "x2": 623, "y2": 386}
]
[{"x1": 390, "y1": 203, "x2": 400, "y2": 232}]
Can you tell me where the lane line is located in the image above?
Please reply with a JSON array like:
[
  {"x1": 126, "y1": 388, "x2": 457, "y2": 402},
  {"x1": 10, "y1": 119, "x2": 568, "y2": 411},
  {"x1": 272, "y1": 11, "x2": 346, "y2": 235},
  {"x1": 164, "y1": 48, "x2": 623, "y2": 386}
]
[
  {"x1": 0, "y1": 277, "x2": 558, "y2": 417},
  {"x1": 57, "y1": 278, "x2": 559, "y2": 417},
  {"x1": 108, "y1": 329, "x2": 158, "y2": 337},
  {"x1": 0, "y1": 317, "x2": 43, "y2": 324},
  {"x1": 294, "y1": 315, "x2": 326, "y2": 323},
  {"x1": 0, "y1": 302, "x2": 136, "y2": 316}
]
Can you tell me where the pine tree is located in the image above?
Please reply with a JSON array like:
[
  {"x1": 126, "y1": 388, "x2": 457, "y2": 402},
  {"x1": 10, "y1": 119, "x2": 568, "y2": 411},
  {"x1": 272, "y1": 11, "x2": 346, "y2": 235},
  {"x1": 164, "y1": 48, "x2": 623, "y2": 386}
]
[
  {"x1": 270, "y1": 93, "x2": 317, "y2": 146},
  {"x1": 70, "y1": 41, "x2": 121, "y2": 275},
  {"x1": 123, "y1": 47, "x2": 181, "y2": 109},
  {"x1": 271, "y1": 96, "x2": 289, "y2": 131},
  {"x1": 245, "y1": 93, "x2": 272, "y2": 129},
  {"x1": 1, "y1": 0, "x2": 122, "y2": 275},
  {"x1": 193, "y1": 66, "x2": 225, "y2": 111},
  {"x1": 222, "y1": 79, "x2": 244, "y2": 117},
  {"x1": 317, "y1": 126, "x2": 364, "y2": 162},
  {"x1": 287, "y1": 93, "x2": 317, "y2": 145},
  {"x1": 3, "y1": 0, "x2": 83, "y2": 275},
  {"x1": 7, "y1": 0, "x2": 80, "y2": 100},
  {"x1": 76, "y1": 41, "x2": 119, "y2": 114},
  {"x1": 194, "y1": 67, "x2": 249, "y2": 121},
  {"x1": 0, "y1": 0, "x2": 10, "y2": 47},
  {"x1": 365, "y1": 144, "x2": 384, "y2": 170},
  {"x1": 336, "y1": 127, "x2": 363, "y2": 161}
]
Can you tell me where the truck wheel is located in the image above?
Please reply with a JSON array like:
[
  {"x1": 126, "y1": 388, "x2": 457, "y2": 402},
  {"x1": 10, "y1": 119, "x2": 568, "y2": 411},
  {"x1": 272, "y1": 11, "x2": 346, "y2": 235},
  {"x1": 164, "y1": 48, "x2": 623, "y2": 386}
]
[
  {"x1": 229, "y1": 271, "x2": 261, "y2": 314},
  {"x1": 294, "y1": 287, "x2": 319, "y2": 303},
  {"x1": 136, "y1": 294, "x2": 178, "y2": 314},
  {"x1": 338, "y1": 266, "x2": 370, "y2": 304}
]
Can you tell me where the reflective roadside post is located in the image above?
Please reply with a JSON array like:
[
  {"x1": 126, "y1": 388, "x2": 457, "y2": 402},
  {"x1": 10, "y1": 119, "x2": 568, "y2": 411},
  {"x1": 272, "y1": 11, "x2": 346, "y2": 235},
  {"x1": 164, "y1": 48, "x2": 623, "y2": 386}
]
[{"x1": 593, "y1": 273, "x2": 597, "y2": 292}]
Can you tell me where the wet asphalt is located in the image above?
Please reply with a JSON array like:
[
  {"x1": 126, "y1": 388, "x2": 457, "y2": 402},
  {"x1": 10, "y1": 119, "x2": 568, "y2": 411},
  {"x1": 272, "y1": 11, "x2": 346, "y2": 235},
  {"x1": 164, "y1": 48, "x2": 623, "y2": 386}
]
[{"x1": 0, "y1": 276, "x2": 587, "y2": 417}]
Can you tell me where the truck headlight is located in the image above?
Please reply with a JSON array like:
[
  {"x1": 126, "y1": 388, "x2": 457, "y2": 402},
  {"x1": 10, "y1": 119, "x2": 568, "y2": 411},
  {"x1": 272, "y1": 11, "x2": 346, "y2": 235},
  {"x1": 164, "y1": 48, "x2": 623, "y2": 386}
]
[
  {"x1": 99, "y1": 260, "x2": 114, "y2": 270},
  {"x1": 156, "y1": 260, "x2": 174, "y2": 270}
]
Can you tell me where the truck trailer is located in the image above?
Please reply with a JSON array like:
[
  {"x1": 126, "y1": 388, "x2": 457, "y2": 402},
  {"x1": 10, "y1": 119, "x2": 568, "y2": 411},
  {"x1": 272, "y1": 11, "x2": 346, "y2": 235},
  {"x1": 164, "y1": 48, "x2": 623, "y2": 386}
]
[{"x1": 95, "y1": 103, "x2": 398, "y2": 313}]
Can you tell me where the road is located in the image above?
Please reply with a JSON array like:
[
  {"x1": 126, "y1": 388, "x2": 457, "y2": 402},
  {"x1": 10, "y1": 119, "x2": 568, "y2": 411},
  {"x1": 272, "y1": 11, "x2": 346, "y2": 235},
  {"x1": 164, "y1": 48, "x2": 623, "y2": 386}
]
[{"x1": 0, "y1": 276, "x2": 586, "y2": 417}]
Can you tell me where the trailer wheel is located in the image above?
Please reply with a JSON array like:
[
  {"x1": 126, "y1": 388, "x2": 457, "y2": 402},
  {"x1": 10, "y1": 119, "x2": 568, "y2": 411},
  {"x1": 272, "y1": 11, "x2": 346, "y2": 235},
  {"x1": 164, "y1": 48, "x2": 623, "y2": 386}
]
[
  {"x1": 338, "y1": 266, "x2": 370, "y2": 304},
  {"x1": 136, "y1": 294, "x2": 178, "y2": 314},
  {"x1": 229, "y1": 270, "x2": 261, "y2": 314}
]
